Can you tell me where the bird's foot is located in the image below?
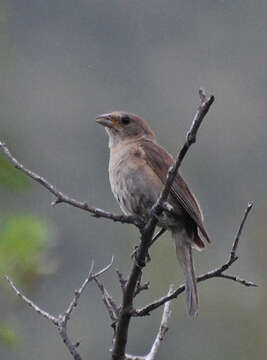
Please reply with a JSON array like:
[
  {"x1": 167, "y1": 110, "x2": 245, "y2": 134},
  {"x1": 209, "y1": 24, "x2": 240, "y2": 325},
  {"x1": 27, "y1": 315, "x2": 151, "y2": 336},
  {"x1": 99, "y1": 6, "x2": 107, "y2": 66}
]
[{"x1": 151, "y1": 203, "x2": 163, "y2": 221}]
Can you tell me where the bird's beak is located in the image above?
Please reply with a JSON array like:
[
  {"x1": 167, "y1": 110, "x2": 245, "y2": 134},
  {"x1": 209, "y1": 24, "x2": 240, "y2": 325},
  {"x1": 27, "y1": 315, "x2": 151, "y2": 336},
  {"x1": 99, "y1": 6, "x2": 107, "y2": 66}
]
[{"x1": 96, "y1": 113, "x2": 115, "y2": 128}]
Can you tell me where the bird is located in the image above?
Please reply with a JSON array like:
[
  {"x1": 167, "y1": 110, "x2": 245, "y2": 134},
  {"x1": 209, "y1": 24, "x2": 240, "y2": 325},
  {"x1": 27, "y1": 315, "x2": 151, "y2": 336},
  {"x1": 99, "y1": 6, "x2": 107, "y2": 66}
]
[{"x1": 96, "y1": 111, "x2": 211, "y2": 317}]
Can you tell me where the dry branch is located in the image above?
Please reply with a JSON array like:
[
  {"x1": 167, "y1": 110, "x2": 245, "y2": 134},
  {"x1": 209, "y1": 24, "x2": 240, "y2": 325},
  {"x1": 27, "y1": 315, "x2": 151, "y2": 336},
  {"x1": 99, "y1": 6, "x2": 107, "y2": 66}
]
[
  {"x1": 6, "y1": 259, "x2": 114, "y2": 360},
  {"x1": 125, "y1": 285, "x2": 173, "y2": 360},
  {"x1": 0, "y1": 142, "x2": 142, "y2": 228},
  {"x1": 156, "y1": 89, "x2": 215, "y2": 210},
  {"x1": 145, "y1": 284, "x2": 173, "y2": 360},
  {"x1": 134, "y1": 203, "x2": 256, "y2": 317}
]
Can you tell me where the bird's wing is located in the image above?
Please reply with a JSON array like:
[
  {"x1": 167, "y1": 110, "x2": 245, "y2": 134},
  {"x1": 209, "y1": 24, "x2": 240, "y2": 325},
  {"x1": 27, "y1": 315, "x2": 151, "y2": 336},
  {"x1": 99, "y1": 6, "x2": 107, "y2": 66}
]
[{"x1": 140, "y1": 139, "x2": 211, "y2": 243}]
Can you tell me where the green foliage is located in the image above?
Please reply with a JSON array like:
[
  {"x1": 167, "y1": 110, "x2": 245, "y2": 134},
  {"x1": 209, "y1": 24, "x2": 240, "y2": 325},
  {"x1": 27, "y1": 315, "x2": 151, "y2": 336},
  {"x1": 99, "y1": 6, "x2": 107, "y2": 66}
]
[
  {"x1": 0, "y1": 155, "x2": 31, "y2": 191},
  {"x1": 0, "y1": 215, "x2": 56, "y2": 348},
  {"x1": 0, "y1": 324, "x2": 19, "y2": 349},
  {"x1": 0, "y1": 2, "x2": 58, "y2": 352},
  {"x1": 0, "y1": 215, "x2": 53, "y2": 286}
]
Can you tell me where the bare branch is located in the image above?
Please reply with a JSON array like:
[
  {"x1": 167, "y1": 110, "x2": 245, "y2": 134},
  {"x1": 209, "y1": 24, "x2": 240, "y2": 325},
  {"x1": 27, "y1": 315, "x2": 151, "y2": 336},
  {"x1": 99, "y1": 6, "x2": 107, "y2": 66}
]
[
  {"x1": 124, "y1": 285, "x2": 174, "y2": 360},
  {"x1": 230, "y1": 202, "x2": 253, "y2": 262},
  {"x1": 134, "y1": 203, "x2": 256, "y2": 317},
  {"x1": 57, "y1": 322, "x2": 82, "y2": 360},
  {"x1": 93, "y1": 256, "x2": 115, "y2": 278},
  {"x1": 146, "y1": 285, "x2": 173, "y2": 360},
  {"x1": 134, "y1": 280, "x2": 150, "y2": 297},
  {"x1": 116, "y1": 270, "x2": 127, "y2": 292},
  {"x1": 6, "y1": 276, "x2": 58, "y2": 326},
  {"x1": 64, "y1": 257, "x2": 114, "y2": 323},
  {"x1": 155, "y1": 89, "x2": 215, "y2": 210},
  {"x1": 112, "y1": 90, "x2": 215, "y2": 360},
  {"x1": 6, "y1": 276, "x2": 82, "y2": 359},
  {"x1": 6, "y1": 258, "x2": 114, "y2": 360},
  {"x1": 0, "y1": 142, "x2": 142, "y2": 228},
  {"x1": 64, "y1": 261, "x2": 95, "y2": 320},
  {"x1": 217, "y1": 273, "x2": 257, "y2": 287},
  {"x1": 94, "y1": 277, "x2": 119, "y2": 322},
  {"x1": 125, "y1": 355, "x2": 146, "y2": 360}
]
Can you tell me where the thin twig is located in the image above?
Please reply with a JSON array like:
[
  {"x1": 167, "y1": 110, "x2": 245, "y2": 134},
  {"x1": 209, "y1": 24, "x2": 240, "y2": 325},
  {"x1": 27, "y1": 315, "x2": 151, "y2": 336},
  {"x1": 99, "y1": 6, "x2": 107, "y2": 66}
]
[
  {"x1": 6, "y1": 258, "x2": 114, "y2": 360},
  {"x1": 6, "y1": 276, "x2": 82, "y2": 360},
  {"x1": 125, "y1": 355, "x2": 146, "y2": 360},
  {"x1": 94, "y1": 277, "x2": 119, "y2": 322},
  {"x1": 217, "y1": 273, "x2": 257, "y2": 287},
  {"x1": 0, "y1": 142, "x2": 143, "y2": 228},
  {"x1": 65, "y1": 261, "x2": 95, "y2": 320},
  {"x1": 156, "y1": 89, "x2": 215, "y2": 210},
  {"x1": 134, "y1": 280, "x2": 150, "y2": 297},
  {"x1": 230, "y1": 202, "x2": 253, "y2": 262},
  {"x1": 116, "y1": 270, "x2": 127, "y2": 292},
  {"x1": 134, "y1": 203, "x2": 256, "y2": 317},
  {"x1": 6, "y1": 276, "x2": 59, "y2": 326},
  {"x1": 125, "y1": 285, "x2": 174, "y2": 360},
  {"x1": 146, "y1": 285, "x2": 173, "y2": 360},
  {"x1": 64, "y1": 257, "x2": 114, "y2": 320}
]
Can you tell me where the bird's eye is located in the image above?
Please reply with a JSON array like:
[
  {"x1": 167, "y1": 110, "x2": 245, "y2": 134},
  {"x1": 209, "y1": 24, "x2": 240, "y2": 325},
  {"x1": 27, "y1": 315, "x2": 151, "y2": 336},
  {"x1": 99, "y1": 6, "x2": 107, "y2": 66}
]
[{"x1": 121, "y1": 116, "x2": 131, "y2": 125}]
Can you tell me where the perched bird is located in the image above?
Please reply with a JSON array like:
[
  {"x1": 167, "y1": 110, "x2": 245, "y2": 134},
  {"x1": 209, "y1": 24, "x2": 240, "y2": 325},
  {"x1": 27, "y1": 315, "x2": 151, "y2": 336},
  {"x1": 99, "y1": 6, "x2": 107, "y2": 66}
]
[{"x1": 96, "y1": 111, "x2": 210, "y2": 317}]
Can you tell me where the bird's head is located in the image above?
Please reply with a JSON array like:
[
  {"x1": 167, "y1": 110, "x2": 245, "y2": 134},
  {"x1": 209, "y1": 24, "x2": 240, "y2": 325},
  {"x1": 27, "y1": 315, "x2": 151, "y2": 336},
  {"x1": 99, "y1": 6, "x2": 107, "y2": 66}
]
[{"x1": 96, "y1": 111, "x2": 155, "y2": 147}]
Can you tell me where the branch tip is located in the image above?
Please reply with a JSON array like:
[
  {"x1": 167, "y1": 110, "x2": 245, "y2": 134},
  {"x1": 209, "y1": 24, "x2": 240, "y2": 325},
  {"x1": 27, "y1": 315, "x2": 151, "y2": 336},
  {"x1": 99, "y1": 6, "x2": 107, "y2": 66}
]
[{"x1": 0, "y1": 141, "x2": 139, "y2": 226}]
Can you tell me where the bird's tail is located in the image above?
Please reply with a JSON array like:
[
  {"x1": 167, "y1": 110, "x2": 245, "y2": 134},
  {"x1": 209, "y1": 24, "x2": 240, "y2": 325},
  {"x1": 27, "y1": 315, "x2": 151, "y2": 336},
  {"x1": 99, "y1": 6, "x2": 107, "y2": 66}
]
[{"x1": 172, "y1": 229, "x2": 199, "y2": 318}]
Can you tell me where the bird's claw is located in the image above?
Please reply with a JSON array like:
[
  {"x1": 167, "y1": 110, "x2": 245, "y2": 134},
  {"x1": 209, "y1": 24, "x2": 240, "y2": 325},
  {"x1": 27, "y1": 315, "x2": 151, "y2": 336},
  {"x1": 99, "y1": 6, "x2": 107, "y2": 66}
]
[{"x1": 151, "y1": 205, "x2": 163, "y2": 222}]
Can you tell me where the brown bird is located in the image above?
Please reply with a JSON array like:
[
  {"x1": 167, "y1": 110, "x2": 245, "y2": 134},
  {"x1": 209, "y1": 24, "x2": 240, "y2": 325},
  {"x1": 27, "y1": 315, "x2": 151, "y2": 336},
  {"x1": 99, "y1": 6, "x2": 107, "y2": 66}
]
[{"x1": 96, "y1": 111, "x2": 210, "y2": 317}]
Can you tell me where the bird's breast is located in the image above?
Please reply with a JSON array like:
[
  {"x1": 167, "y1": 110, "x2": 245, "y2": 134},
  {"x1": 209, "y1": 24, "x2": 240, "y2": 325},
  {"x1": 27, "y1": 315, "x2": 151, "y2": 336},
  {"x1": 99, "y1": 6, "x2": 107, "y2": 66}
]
[{"x1": 108, "y1": 144, "x2": 162, "y2": 219}]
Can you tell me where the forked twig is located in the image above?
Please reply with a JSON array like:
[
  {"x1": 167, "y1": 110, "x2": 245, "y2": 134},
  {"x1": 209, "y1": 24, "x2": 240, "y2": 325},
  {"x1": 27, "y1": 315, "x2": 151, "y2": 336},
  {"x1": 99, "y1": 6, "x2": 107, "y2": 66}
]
[
  {"x1": 134, "y1": 203, "x2": 256, "y2": 317},
  {"x1": 6, "y1": 258, "x2": 114, "y2": 360}
]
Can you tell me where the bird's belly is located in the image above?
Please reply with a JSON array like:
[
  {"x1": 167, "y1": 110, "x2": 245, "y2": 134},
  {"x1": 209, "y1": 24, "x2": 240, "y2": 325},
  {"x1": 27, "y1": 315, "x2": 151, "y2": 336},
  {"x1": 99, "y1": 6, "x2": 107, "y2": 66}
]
[{"x1": 109, "y1": 162, "x2": 160, "y2": 220}]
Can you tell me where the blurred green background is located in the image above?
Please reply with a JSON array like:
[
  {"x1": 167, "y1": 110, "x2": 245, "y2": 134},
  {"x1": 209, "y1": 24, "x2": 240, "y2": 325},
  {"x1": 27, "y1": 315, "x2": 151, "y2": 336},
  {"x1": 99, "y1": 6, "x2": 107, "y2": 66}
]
[{"x1": 0, "y1": 0, "x2": 266, "y2": 359}]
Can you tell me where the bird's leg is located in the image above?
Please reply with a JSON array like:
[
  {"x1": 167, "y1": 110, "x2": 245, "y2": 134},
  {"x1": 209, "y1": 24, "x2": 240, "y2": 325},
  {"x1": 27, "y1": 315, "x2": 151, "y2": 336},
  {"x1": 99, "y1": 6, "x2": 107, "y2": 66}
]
[
  {"x1": 131, "y1": 202, "x2": 171, "y2": 264},
  {"x1": 151, "y1": 201, "x2": 175, "y2": 222},
  {"x1": 131, "y1": 228, "x2": 166, "y2": 265}
]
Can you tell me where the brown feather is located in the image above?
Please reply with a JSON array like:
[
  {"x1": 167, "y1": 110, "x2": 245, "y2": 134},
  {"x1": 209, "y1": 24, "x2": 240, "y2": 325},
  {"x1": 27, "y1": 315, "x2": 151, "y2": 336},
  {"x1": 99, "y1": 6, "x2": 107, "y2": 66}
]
[
  {"x1": 139, "y1": 138, "x2": 211, "y2": 244},
  {"x1": 97, "y1": 110, "x2": 211, "y2": 316}
]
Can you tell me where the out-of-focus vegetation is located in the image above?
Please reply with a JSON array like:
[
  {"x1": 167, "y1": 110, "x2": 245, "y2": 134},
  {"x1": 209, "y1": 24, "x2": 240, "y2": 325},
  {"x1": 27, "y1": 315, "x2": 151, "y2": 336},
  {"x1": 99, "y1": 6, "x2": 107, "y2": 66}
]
[
  {"x1": 0, "y1": 156, "x2": 31, "y2": 191},
  {"x1": 0, "y1": 163, "x2": 55, "y2": 351},
  {"x1": 0, "y1": 323, "x2": 19, "y2": 349},
  {"x1": 0, "y1": 10, "x2": 55, "y2": 344},
  {"x1": 0, "y1": 212, "x2": 54, "y2": 349},
  {"x1": 0, "y1": 215, "x2": 53, "y2": 286}
]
